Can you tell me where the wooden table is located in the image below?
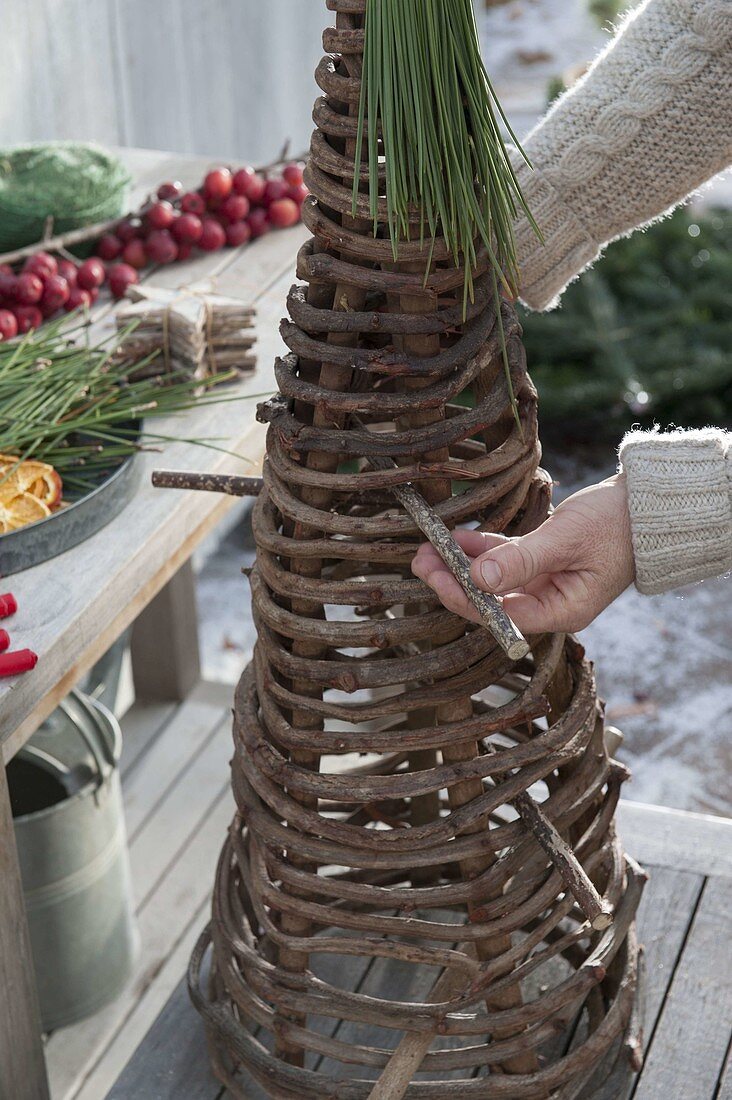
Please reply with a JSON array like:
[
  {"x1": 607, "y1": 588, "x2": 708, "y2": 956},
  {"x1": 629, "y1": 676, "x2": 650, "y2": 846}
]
[
  {"x1": 106, "y1": 800, "x2": 732, "y2": 1100},
  {"x1": 0, "y1": 147, "x2": 307, "y2": 1100}
]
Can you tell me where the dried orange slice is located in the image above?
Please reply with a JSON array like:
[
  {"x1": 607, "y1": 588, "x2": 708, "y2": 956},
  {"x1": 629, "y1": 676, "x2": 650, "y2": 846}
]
[
  {"x1": 0, "y1": 491, "x2": 51, "y2": 533},
  {"x1": 28, "y1": 469, "x2": 63, "y2": 508},
  {"x1": 0, "y1": 455, "x2": 63, "y2": 508}
]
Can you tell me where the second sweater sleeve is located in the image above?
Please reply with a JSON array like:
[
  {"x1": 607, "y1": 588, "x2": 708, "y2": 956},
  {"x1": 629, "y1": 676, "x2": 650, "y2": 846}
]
[
  {"x1": 619, "y1": 427, "x2": 732, "y2": 595},
  {"x1": 512, "y1": 0, "x2": 732, "y2": 311}
]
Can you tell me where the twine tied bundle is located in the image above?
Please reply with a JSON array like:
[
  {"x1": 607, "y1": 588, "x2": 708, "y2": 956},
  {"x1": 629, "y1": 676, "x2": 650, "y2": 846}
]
[{"x1": 115, "y1": 280, "x2": 257, "y2": 383}]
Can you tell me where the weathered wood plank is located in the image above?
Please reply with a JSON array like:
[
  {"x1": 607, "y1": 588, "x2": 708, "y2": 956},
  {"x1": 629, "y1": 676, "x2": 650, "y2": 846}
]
[
  {"x1": 315, "y1": 910, "x2": 471, "y2": 1084},
  {"x1": 633, "y1": 868, "x2": 704, "y2": 1060},
  {"x1": 0, "y1": 0, "x2": 121, "y2": 147},
  {"x1": 617, "y1": 802, "x2": 732, "y2": 879},
  {"x1": 579, "y1": 865, "x2": 704, "y2": 1100},
  {"x1": 131, "y1": 560, "x2": 201, "y2": 702},
  {"x1": 104, "y1": 974, "x2": 223, "y2": 1100},
  {"x1": 0, "y1": 765, "x2": 50, "y2": 1100},
  {"x1": 634, "y1": 875, "x2": 732, "y2": 1100},
  {"x1": 1, "y1": 4, "x2": 329, "y2": 165},
  {"x1": 122, "y1": 679, "x2": 231, "y2": 838},
  {"x1": 119, "y1": 699, "x2": 177, "y2": 780},
  {"x1": 716, "y1": 1045, "x2": 732, "y2": 1100},
  {"x1": 45, "y1": 785, "x2": 234, "y2": 1099},
  {"x1": 128, "y1": 715, "x2": 231, "y2": 909},
  {"x1": 111, "y1": 0, "x2": 195, "y2": 155}
]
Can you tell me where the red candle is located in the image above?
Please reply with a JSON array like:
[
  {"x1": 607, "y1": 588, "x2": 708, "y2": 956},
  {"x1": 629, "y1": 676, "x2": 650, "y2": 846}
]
[
  {"x1": 0, "y1": 593, "x2": 17, "y2": 619},
  {"x1": 0, "y1": 649, "x2": 37, "y2": 677},
  {"x1": 0, "y1": 629, "x2": 9, "y2": 652}
]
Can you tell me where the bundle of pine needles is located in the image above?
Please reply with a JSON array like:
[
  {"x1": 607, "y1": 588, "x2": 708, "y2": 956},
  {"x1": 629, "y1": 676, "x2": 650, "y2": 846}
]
[
  {"x1": 354, "y1": 0, "x2": 538, "y2": 302},
  {"x1": 0, "y1": 318, "x2": 241, "y2": 497}
]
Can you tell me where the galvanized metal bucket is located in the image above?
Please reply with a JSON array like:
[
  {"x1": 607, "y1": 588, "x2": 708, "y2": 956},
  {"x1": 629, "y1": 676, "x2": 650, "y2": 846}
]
[{"x1": 8, "y1": 690, "x2": 138, "y2": 1031}]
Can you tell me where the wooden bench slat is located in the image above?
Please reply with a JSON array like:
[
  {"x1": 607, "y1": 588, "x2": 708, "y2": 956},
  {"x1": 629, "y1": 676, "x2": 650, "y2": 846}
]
[
  {"x1": 617, "y1": 802, "x2": 732, "y2": 880},
  {"x1": 105, "y1": 863, "x2": 715, "y2": 1098},
  {"x1": 105, "y1": 975, "x2": 222, "y2": 1100},
  {"x1": 46, "y1": 790, "x2": 233, "y2": 1099},
  {"x1": 633, "y1": 875, "x2": 732, "y2": 1100},
  {"x1": 716, "y1": 1047, "x2": 732, "y2": 1100},
  {"x1": 584, "y1": 864, "x2": 704, "y2": 1100}
]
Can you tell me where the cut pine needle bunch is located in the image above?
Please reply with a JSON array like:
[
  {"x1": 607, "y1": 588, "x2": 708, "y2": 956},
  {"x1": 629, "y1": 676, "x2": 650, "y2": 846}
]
[
  {"x1": 0, "y1": 318, "x2": 243, "y2": 498},
  {"x1": 353, "y1": 0, "x2": 540, "y2": 424}
]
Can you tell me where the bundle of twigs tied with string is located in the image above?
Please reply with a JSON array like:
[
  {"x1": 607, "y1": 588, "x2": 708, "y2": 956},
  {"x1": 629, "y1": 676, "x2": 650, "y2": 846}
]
[{"x1": 189, "y1": 1, "x2": 645, "y2": 1096}]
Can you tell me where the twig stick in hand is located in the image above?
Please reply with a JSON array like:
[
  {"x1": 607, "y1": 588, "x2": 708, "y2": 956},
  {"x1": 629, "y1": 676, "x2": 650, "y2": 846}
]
[{"x1": 358, "y1": 441, "x2": 529, "y2": 661}]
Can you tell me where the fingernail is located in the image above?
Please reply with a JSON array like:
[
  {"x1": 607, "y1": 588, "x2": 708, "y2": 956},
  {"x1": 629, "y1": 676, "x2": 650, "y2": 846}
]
[{"x1": 479, "y1": 559, "x2": 502, "y2": 590}]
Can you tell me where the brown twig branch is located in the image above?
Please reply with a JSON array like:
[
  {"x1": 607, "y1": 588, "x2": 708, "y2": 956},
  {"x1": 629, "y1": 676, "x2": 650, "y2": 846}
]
[
  {"x1": 152, "y1": 463, "x2": 611, "y2": 930},
  {"x1": 511, "y1": 791, "x2": 614, "y2": 931},
  {"x1": 151, "y1": 469, "x2": 263, "y2": 497},
  {"x1": 356, "y1": 438, "x2": 529, "y2": 662}
]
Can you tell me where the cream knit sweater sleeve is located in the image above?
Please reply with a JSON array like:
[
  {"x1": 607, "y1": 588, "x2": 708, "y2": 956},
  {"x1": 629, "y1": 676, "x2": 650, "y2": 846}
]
[
  {"x1": 512, "y1": 0, "x2": 732, "y2": 311},
  {"x1": 618, "y1": 428, "x2": 732, "y2": 594}
]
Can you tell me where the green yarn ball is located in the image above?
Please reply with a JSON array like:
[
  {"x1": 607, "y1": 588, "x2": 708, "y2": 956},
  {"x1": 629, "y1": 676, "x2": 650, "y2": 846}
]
[{"x1": 0, "y1": 142, "x2": 130, "y2": 252}]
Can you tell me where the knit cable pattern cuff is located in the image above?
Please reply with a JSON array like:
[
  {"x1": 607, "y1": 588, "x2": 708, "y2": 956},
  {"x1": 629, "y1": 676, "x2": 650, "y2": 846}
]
[
  {"x1": 512, "y1": 156, "x2": 600, "y2": 312},
  {"x1": 619, "y1": 428, "x2": 732, "y2": 595}
]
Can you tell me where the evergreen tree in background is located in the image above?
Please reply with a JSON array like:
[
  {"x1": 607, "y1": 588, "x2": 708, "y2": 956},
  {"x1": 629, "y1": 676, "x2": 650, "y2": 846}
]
[
  {"x1": 520, "y1": 206, "x2": 732, "y2": 442},
  {"x1": 588, "y1": 0, "x2": 628, "y2": 24}
]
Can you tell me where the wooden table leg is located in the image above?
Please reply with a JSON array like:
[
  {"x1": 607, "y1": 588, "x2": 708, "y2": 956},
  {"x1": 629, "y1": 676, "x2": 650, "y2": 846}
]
[
  {"x1": 130, "y1": 560, "x2": 201, "y2": 702},
  {"x1": 0, "y1": 763, "x2": 50, "y2": 1100}
]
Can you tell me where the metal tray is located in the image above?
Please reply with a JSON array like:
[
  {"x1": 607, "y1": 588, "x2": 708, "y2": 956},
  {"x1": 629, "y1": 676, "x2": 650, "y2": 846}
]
[{"x1": 0, "y1": 451, "x2": 142, "y2": 576}]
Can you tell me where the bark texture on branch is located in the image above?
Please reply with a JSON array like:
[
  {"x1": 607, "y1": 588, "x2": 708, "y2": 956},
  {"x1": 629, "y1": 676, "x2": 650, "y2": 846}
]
[{"x1": 190, "y1": 3, "x2": 643, "y2": 1096}]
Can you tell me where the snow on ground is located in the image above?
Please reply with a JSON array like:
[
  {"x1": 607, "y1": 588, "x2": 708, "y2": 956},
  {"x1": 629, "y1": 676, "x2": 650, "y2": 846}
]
[
  {"x1": 195, "y1": 1, "x2": 731, "y2": 819},
  {"x1": 580, "y1": 572, "x2": 732, "y2": 818}
]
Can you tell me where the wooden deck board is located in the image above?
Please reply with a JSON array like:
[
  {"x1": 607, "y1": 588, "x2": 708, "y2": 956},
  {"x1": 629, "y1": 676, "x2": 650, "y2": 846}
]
[
  {"x1": 99, "y1": 790, "x2": 732, "y2": 1100},
  {"x1": 617, "y1": 801, "x2": 732, "y2": 880},
  {"x1": 717, "y1": 1045, "x2": 732, "y2": 1099},
  {"x1": 572, "y1": 864, "x2": 705, "y2": 1100},
  {"x1": 45, "y1": 683, "x2": 732, "y2": 1100},
  {"x1": 633, "y1": 875, "x2": 732, "y2": 1100},
  {"x1": 122, "y1": 681, "x2": 231, "y2": 840},
  {"x1": 314, "y1": 909, "x2": 472, "y2": 1085},
  {"x1": 45, "y1": 684, "x2": 235, "y2": 1100},
  {"x1": 118, "y1": 700, "x2": 177, "y2": 781},
  {"x1": 105, "y1": 975, "x2": 222, "y2": 1100}
]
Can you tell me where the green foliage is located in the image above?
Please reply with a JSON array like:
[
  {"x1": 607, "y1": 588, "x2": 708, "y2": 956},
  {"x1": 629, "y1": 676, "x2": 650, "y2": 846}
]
[
  {"x1": 356, "y1": 0, "x2": 541, "y2": 426},
  {"x1": 587, "y1": 0, "x2": 627, "y2": 26},
  {"x1": 519, "y1": 207, "x2": 732, "y2": 440},
  {"x1": 0, "y1": 318, "x2": 239, "y2": 497},
  {"x1": 355, "y1": 0, "x2": 537, "y2": 298}
]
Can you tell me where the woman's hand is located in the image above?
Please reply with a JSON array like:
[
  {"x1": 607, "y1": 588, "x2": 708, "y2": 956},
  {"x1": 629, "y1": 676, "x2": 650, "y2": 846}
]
[{"x1": 411, "y1": 474, "x2": 635, "y2": 635}]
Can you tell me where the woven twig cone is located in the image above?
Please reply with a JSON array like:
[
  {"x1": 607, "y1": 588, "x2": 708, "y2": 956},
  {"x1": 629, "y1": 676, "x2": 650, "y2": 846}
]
[{"x1": 189, "y1": 3, "x2": 644, "y2": 1097}]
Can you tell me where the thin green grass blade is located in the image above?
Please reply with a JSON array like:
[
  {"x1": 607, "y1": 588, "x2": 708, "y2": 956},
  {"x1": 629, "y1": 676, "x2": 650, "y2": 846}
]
[{"x1": 354, "y1": 0, "x2": 541, "y2": 427}]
